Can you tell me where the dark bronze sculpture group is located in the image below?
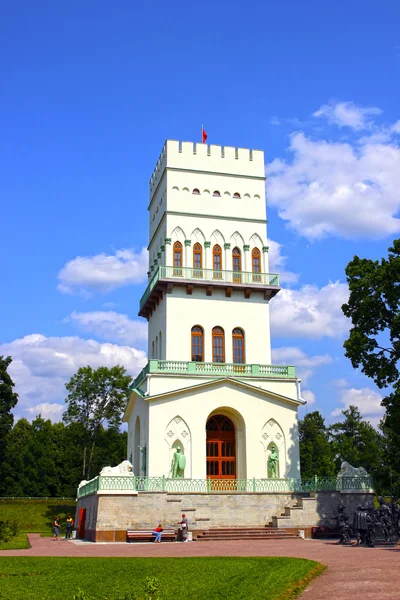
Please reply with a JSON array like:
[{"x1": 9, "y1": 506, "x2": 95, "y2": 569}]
[{"x1": 335, "y1": 498, "x2": 399, "y2": 547}]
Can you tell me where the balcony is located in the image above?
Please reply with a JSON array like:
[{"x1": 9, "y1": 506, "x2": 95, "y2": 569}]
[
  {"x1": 131, "y1": 359, "x2": 296, "y2": 391},
  {"x1": 139, "y1": 266, "x2": 280, "y2": 319}
]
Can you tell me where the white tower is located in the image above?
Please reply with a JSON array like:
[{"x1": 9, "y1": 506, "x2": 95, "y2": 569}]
[{"x1": 125, "y1": 140, "x2": 303, "y2": 482}]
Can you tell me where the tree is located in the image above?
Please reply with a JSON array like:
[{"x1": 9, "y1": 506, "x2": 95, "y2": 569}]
[
  {"x1": 299, "y1": 411, "x2": 336, "y2": 478},
  {"x1": 0, "y1": 356, "x2": 18, "y2": 493},
  {"x1": 63, "y1": 365, "x2": 132, "y2": 479},
  {"x1": 328, "y1": 405, "x2": 383, "y2": 474},
  {"x1": 342, "y1": 240, "x2": 400, "y2": 431}
]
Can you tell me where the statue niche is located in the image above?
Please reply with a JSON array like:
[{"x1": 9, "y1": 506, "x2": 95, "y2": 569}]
[
  {"x1": 164, "y1": 415, "x2": 191, "y2": 478},
  {"x1": 267, "y1": 443, "x2": 279, "y2": 478},
  {"x1": 171, "y1": 441, "x2": 186, "y2": 478}
]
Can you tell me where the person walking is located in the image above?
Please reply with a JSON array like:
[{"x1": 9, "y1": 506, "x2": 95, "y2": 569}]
[
  {"x1": 65, "y1": 515, "x2": 74, "y2": 539},
  {"x1": 178, "y1": 513, "x2": 189, "y2": 542},
  {"x1": 53, "y1": 516, "x2": 60, "y2": 541},
  {"x1": 152, "y1": 524, "x2": 163, "y2": 543}
]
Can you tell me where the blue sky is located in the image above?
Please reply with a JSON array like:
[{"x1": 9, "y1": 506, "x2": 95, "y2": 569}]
[{"x1": 1, "y1": 0, "x2": 399, "y2": 425}]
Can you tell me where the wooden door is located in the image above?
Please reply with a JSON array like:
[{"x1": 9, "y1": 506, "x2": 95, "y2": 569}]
[{"x1": 206, "y1": 415, "x2": 236, "y2": 479}]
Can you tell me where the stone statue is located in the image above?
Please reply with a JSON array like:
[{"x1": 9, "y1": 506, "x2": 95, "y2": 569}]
[
  {"x1": 337, "y1": 461, "x2": 369, "y2": 478},
  {"x1": 171, "y1": 446, "x2": 186, "y2": 478},
  {"x1": 138, "y1": 445, "x2": 147, "y2": 476},
  {"x1": 335, "y1": 501, "x2": 352, "y2": 545},
  {"x1": 99, "y1": 460, "x2": 133, "y2": 476},
  {"x1": 353, "y1": 505, "x2": 368, "y2": 545},
  {"x1": 268, "y1": 445, "x2": 279, "y2": 478}
]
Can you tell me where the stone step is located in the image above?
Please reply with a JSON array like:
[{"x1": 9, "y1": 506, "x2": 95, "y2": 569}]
[
  {"x1": 205, "y1": 528, "x2": 291, "y2": 533},
  {"x1": 200, "y1": 532, "x2": 296, "y2": 537},
  {"x1": 197, "y1": 534, "x2": 297, "y2": 541},
  {"x1": 197, "y1": 527, "x2": 298, "y2": 541}
]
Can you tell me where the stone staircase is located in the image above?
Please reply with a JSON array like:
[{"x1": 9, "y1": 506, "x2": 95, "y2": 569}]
[
  {"x1": 194, "y1": 496, "x2": 317, "y2": 541},
  {"x1": 196, "y1": 527, "x2": 298, "y2": 541},
  {"x1": 269, "y1": 496, "x2": 317, "y2": 529}
]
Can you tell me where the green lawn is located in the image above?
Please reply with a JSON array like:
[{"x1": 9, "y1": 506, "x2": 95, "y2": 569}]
[
  {"x1": 0, "y1": 531, "x2": 30, "y2": 551},
  {"x1": 0, "y1": 557, "x2": 325, "y2": 600},
  {"x1": 0, "y1": 499, "x2": 76, "y2": 539}
]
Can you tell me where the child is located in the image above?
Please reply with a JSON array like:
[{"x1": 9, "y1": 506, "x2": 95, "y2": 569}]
[
  {"x1": 152, "y1": 524, "x2": 163, "y2": 543},
  {"x1": 53, "y1": 516, "x2": 60, "y2": 541}
]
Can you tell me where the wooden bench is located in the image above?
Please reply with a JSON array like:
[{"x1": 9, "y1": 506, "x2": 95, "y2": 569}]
[
  {"x1": 126, "y1": 529, "x2": 177, "y2": 543},
  {"x1": 312, "y1": 526, "x2": 340, "y2": 539}
]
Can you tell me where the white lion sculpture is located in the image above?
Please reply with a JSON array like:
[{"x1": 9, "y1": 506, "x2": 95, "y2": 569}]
[
  {"x1": 99, "y1": 460, "x2": 133, "y2": 476},
  {"x1": 338, "y1": 461, "x2": 369, "y2": 478}
]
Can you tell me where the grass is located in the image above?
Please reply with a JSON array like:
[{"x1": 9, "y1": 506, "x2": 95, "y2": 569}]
[
  {"x1": 0, "y1": 499, "x2": 76, "y2": 540},
  {"x1": 0, "y1": 531, "x2": 30, "y2": 551},
  {"x1": 0, "y1": 557, "x2": 325, "y2": 600}
]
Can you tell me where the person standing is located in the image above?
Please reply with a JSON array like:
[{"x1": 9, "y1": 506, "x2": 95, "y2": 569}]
[
  {"x1": 152, "y1": 524, "x2": 163, "y2": 543},
  {"x1": 65, "y1": 514, "x2": 74, "y2": 539},
  {"x1": 178, "y1": 513, "x2": 189, "y2": 542},
  {"x1": 53, "y1": 516, "x2": 60, "y2": 541}
]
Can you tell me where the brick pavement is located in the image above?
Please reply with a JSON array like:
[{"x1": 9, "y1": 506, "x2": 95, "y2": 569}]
[{"x1": 2, "y1": 535, "x2": 400, "y2": 599}]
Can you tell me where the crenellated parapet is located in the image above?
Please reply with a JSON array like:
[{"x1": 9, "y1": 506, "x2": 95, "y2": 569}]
[{"x1": 149, "y1": 140, "x2": 265, "y2": 198}]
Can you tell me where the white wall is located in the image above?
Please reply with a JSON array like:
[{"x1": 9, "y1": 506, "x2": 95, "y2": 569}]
[
  {"x1": 147, "y1": 374, "x2": 299, "y2": 402},
  {"x1": 163, "y1": 286, "x2": 271, "y2": 364},
  {"x1": 126, "y1": 396, "x2": 149, "y2": 476},
  {"x1": 146, "y1": 381, "x2": 300, "y2": 480}
]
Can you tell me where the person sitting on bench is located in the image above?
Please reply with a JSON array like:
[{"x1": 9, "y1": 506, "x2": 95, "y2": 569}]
[{"x1": 152, "y1": 524, "x2": 163, "y2": 543}]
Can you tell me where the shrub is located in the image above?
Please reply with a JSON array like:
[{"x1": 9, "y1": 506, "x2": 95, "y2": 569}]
[{"x1": 0, "y1": 520, "x2": 18, "y2": 542}]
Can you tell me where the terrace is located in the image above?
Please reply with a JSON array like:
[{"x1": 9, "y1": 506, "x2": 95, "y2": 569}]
[
  {"x1": 139, "y1": 265, "x2": 280, "y2": 319},
  {"x1": 131, "y1": 359, "x2": 296, "y2": 392}
]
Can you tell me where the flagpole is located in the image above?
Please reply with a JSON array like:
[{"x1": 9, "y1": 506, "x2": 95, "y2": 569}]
[{"x1": 201, "y1": 124, "x2": 203, "y2": 143}]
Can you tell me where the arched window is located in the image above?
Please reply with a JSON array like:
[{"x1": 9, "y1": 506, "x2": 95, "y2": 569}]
[
  {"x1": 173, "y1": 241, "x2": 182, "y2": 275},
  {"x1": 213, "y1": 244, "x2": 222, "y2": 279},
  {"x1": 191, "y1": 326, "x2": 204, "y2": 362},
  {"x1": 159, "y1": 331, "x2": 162, "y2": 359},
  {"x1": 212, "y1": 326, "x2": 225, "y2": 363},
  {"x1": 213, "y1": 190, "x2": 221, "y2": 197},
  {"x1": 252, "y1": 248, "x2": 261, "y2": 282},
  {"x1": 152, "y1": 340, "x2": 155, "y2": 358},
  {"x1": 193, "y1": 242, "x2": 203, "y2": 277},
  {"x1": 232, "y1": 247, "x2": 241, "y2": 283},
  {"x1": 192, "y1": 188, "x2": 200, "y2": 195},
  {"x1": 232, "y1": 328, "x2": 245, "y2": 364},
  {"x1": 233, "y1": 192, "x2": 241, "y2": 199},
  {"x1": 155, "y1": 336, "x2": 158, "y2": 359}
]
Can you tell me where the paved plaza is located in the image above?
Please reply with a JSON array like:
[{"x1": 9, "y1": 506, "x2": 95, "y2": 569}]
[{"x1": 2, "y1": 535, "x2": 400, "y2": 599}]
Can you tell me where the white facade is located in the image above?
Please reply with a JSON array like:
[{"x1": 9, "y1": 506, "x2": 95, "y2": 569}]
[{"x1": 124, "y1": 139, "x2": 303, "y2": 481}]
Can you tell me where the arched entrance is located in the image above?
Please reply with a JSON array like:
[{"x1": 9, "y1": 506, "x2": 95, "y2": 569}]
[{"x1": 206, "y1": 414, "x2": 236, "y2": 479}]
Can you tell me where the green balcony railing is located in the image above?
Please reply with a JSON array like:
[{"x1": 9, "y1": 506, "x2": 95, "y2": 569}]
[
  {"x1": 77, "y1": 475, "x2": 373, "y2": 498},
  {"x1": 140, "y1": 266, "x2": 280, "y2": 311},
  {"x1": 131, "y1": 360, "x2": 296, "y2": 390}
]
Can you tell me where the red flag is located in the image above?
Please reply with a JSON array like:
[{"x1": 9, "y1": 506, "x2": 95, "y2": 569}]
[{"x1": 202, "y1": 127, "x2": 208, "y2": 144}]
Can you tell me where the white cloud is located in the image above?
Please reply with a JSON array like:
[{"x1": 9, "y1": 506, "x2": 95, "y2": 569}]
[
  {"x1": 391, "y1": 120, "x2": 400, "y2": 134},
  {"x1": 0, "y1": 334, "x2": 147, "y2": 422},
  {"x1": 270, "y1": 281, "x2": 349, "y2": 339},
  {"x1": 26, "y1": 403, "x2": 65, "y2": 422},
  {"x1": 270, "y1": 116, "x2": 280, "y2": 126},
  {"x1": 331, "y1": 386, "x2": 384, "y2": 426},
  {"x1": 68, "y1": 311, "x2": 148, "y2": 347},
  {"x1": 272, "y1": 346, "x2": 331, "y2": 384},
  {"x1": 57, "y1": 247, "x2": 148, "y2": 295},
  {"x1": 313, "y1": 101, "x2": 382, "y2": 130},
  {"x1": 267, "y1": 240, "x2": 299, "y2": 284},
  {"x1": 301, "y1": 389, "x2": 316, "y2": 405},
  {"x1": 267, "y1": 121, "x2": 400, "y2": 240},
  {"x1": 332, "y1": 378, "x2": 351, "y2": 389}
]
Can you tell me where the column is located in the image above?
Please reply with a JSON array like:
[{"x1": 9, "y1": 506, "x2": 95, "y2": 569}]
[
  {"x1": 204, "y1": 241, "x2": 211, "y2": 271},
  {"x1": 164, "y1": 238, "x2": 172, "y2": 270},
  {"x1": 224, "y1": 243, "x2": 231, "y2": 280}
]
